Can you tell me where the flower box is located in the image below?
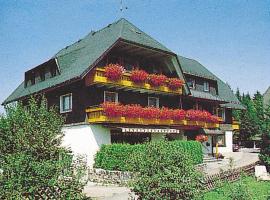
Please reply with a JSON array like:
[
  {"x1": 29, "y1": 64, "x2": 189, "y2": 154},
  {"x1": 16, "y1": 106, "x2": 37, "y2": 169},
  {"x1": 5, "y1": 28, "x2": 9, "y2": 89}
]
[
  {"x1": 147, "y1": 74, "x2": 167, "y2": 87},
  {"x1": 130, "y1": 70, "x2": 148, "y2": 84},
  {"x1": 167, "y1": 78, "x2": 184, "y2": 90},
  {"x1": 104, "y1": 64, "x2": 125, "y2": 81}
]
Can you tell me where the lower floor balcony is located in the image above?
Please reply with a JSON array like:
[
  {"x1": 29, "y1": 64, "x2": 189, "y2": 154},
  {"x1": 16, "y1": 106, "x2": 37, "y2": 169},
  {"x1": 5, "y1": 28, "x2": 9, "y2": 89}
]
[
  {"x1": 232, "y1": 120, "x2": 240, "y2": 130},
  {"x1": 85, "y1": 103, "x2": 221, "y2": 129}
]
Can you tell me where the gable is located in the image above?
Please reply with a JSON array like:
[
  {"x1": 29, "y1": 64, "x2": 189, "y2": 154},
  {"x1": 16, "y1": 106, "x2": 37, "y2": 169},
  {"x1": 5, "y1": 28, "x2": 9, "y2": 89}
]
[
  {"x1": 178, "y1": 55, "x2": 245, "y2": 109},
  {"x1": 3, "y1": 18, "x2": 183, "y2": 105}
]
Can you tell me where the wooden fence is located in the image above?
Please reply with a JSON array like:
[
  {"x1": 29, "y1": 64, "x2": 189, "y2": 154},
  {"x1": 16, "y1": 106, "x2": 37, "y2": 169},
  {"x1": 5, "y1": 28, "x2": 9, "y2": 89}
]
[{"x1": 202, "y1": 162, "x2": 259, "y2": 190}]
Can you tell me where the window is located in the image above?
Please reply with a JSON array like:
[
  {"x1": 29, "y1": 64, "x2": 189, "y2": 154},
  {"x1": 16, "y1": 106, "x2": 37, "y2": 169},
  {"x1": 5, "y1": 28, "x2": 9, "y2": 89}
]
[
  {"x1": 148, "y1": 97, "x2": 159, "y2": 108},
  {"x1": 187, "y1": 78, "x2": 195, "y2": 89},
  {"x1": 60, "y1": 93, "x2": 72, "y2": 113},
  {"x1": 213, "y1": 134, "x2": 226, "y2": 147},
  {"x1": 104, "y1": 91, "x2": 118, "y2": 103},
  {"x1": 50, "y1": 66, "x2": 57, "y2": 77},
  {"x1": 218, "y1": 108, "x2": 226, "y2": 121},
  {"x1": 204, "y1": 81, "x2": 209, "y2": 92}
]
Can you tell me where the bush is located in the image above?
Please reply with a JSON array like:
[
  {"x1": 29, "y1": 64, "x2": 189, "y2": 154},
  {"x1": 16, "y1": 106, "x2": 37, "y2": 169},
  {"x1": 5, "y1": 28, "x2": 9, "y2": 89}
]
[
  {"x1": 129, "y1": 140, "x2": 203, "y2": 199},
  {"x1": 94, "y1": 140, "x2": 203, "y2": 171},
  {"x1": 0, "y1": 97, "x2": 88, "y2": 199}
]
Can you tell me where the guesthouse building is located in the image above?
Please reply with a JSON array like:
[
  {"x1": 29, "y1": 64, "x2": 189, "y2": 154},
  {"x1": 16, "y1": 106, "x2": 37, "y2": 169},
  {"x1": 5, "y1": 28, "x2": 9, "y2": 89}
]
[{"x1": 3, "y1": 18, "x2": 245, "y2": 166}]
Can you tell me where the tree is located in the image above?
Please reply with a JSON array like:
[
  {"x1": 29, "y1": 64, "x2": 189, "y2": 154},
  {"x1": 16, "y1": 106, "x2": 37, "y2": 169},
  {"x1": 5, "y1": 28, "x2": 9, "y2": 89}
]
[
  {"x1": 260, "y1": 101, "x2": 270, "y2": 169},
  {"x1": 238, "y1": 93, "x2": 260, "y2": 141},
  {"x1": 0, "y1": 98, "x2": 88, "y2": 199}
]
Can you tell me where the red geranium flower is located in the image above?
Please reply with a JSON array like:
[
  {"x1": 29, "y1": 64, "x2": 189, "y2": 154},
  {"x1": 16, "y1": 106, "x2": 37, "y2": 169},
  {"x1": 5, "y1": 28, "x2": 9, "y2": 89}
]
[
  {"x1": 167, "y1": 78, "x2": 184, "y2": 90},
  {"x1": 173, "y1": 109, "x2": 186, "y2": 120},
  {"x1": 159, "y1": 107, "x2": 174, "y2": 120},
  {"x1": 148, "y1": 74, "x2": 167, "y2": 87},
  {"x1": 141, "y1": 107, "x2": 159, "y2": 119},
  {"x1": 123, "y1": 104, "x2": 142, "y2": 118},
  {"x1": 101, "y1": 102, "x2": 123, "y2": 117},
  {"x1": 104, "y1": 64, "x2": 125, "y2": 81},
  {"x1": 130, "y1": 70, "x2": 148, "y2": 83},
  {"x1": 196, "y1": 134, "x2": 208, "y2": 142}
]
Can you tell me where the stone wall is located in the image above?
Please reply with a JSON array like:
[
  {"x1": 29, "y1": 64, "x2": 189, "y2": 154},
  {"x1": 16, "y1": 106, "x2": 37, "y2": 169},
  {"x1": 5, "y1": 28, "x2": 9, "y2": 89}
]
[{"x1": 88, "y1": 168, "x2": 135, "y2": 186}]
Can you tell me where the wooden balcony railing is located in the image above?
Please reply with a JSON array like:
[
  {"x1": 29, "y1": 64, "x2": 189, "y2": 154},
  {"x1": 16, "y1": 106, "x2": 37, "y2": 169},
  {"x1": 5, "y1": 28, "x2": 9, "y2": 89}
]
[
  {"x1": 85, "y1": 68, "x2": 183, "y2": 95},
  {"x1": 232, "y1": 120, "x2": 240, "y2": 130},
  {"x1": 85, "y1": 106, "x2": 220, "y2": 129}
]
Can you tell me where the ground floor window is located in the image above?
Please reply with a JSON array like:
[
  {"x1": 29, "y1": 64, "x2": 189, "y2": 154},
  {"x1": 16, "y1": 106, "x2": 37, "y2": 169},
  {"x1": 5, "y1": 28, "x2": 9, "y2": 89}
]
[
  {"x1": 111, "y1": 131, "x2": 151, "y2": 144},
  {"x1": 213, "y1": 134, "x2": 226, "y2": 147}
]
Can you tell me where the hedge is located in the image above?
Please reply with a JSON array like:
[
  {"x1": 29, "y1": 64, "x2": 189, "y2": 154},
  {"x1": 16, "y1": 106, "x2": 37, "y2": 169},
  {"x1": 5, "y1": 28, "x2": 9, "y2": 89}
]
[{"x1": 94, "y1": 140, "x2": 203, "y2": 171}]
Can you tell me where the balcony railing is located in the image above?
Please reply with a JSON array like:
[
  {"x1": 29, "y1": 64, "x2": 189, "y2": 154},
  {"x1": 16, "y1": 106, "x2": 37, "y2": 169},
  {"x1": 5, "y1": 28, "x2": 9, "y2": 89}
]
[
  {"x1": 85, "y1": 106, "x2": 220, "y2": 129},
  {"x1": 86, "y1": 68, "x2": 183, "y2": 95},
  {"x1": 232, "y1": 120, "x2": 240, "y2": 130}
]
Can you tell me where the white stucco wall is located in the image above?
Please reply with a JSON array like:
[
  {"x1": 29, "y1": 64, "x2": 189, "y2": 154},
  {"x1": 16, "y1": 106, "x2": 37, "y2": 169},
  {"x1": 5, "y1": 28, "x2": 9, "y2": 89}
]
[
  {"x1": 62, "y1": 124, "x2": 111, "y2": 167},
  {"x1": 213, "y1": 131, "x2": 233, "y2": 153}
]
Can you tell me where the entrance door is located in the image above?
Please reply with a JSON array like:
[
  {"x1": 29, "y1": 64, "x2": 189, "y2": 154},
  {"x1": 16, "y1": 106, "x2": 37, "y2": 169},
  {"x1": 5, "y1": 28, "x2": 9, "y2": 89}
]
[{"x1": 202, "y1": 135, "x2": 212, "y2": 155}]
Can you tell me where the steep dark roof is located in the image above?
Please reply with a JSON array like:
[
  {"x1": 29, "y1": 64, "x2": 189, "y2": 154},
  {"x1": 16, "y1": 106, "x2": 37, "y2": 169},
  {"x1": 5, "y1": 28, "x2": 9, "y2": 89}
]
[
  {"x1": 178, "y1": 55, "x2": 245, "y2": 109},
  {"x1": 3, "y1": 18, "x2": 244, "y2": 110},
  {"x1": 3, "y1": 18, "x2": 175, "y2": 104},
  {"x1": 263, "y1": 86, "x2": 270, "y2": 107}
]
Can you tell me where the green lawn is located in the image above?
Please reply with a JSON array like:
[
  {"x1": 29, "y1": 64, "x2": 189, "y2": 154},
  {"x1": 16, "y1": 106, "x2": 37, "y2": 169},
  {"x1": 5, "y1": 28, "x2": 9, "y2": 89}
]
[{"x1": 202, "y1": 176, "x2": 270, "y2": 200}]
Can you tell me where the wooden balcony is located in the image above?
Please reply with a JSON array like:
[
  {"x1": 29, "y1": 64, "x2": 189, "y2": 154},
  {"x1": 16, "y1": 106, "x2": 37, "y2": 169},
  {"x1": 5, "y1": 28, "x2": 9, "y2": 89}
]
[
  {"x1": 85, "y1": 68, "x2": 183, "y2": 95},
  {"x1": 86, "y1": 107, "x2": 219, "y2": 129},
  {"x1": 232, "y1": 120, "x2": 240, "y2": 130}
]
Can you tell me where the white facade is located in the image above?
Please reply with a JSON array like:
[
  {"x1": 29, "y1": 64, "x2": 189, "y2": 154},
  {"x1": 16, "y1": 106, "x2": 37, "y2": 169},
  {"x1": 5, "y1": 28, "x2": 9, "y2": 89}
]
[
  {"x1": 213, "y1": 131, "x2": 233, "y2": 153},
  {"x1": 62, "y1": 124, "x2": 111, "y2": 167}
]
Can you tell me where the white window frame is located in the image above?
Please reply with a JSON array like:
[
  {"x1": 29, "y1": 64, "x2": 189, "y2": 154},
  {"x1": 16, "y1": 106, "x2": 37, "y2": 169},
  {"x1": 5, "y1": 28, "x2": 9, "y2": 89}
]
[
  {"x1": 104, "y1": 91, "x2": 118, "y2": 103},
  {"x1": 203, "y1": 81, "x2": 210, "y2": 92},
  {"x1": 60, "y1": 93, "x2": 72, "y2": 113},
  {"x1": 218, "y1": 107, "x2": 226, "y2": 121},
  {"x1": 148, "y1": 97, "x2": 159, "y2": 108}
]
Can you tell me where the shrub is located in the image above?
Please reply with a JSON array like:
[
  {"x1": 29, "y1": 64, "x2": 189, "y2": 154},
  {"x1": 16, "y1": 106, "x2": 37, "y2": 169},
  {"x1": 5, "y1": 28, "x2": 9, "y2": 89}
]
[
  {"x1": 129, "y1": 140, "x2": 203, "y2": 200},
  {"x1": 130, "y1": 69, "x2": 148, "y2": 83},
  {"x1": 94, "y1": 140, "x2": 203, "y2": 171},
  {"x1": 0, "y1": 97, "x2": 88, "y2": 199},
  {"x1": 104, "y1": 63, "x2": 125, "y2": 81},
  {"x1": 148, "y1": 74, "x2": 167, "y2": 87}
]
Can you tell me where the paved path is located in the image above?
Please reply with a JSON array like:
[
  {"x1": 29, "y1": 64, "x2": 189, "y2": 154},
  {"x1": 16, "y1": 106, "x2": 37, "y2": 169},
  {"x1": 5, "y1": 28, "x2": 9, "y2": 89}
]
[
  {"x1": 204, "y1": 148, "x2": 259, "y2": 175},
  {"x1": 83, "y1": 182, "x2": 134, "y2": 200},
  {"x1": 84, "y1": 148, "x2": 260, "y2": 199}
]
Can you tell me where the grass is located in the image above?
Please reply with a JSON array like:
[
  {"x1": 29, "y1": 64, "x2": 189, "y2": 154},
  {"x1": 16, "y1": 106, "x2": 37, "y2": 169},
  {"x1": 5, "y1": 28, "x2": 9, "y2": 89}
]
[{"x1": 202, "y1": 176, "x2": 270, "y2": 200}]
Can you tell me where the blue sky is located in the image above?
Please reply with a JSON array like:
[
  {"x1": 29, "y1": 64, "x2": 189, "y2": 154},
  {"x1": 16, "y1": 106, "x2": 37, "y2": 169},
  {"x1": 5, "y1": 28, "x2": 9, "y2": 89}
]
[{"x1": 0, "y1": 0, "x2": 270, "y2": 112}]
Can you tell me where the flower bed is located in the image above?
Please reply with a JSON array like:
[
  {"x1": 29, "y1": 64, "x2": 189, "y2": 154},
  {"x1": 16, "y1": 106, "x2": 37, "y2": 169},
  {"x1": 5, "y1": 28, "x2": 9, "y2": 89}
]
[{"x1": 101, "y1": 102, "x2": 220, "y2": 123}]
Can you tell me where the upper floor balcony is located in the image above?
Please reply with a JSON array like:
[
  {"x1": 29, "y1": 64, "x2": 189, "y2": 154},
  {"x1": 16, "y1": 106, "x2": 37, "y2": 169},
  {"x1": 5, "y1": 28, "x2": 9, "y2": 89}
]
[
  {"x1": 85, "y1": 102, "x2": 221, "y2": 129},
  {"x1": 85, "y1": 65, "x2": 184, "y2": 95}
]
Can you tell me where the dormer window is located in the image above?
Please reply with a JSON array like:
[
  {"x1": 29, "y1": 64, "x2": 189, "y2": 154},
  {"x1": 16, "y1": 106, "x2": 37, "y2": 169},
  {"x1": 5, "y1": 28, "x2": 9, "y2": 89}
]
[{"x1": 204, "y1": 81, "x2": 209, "y2": 92}]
